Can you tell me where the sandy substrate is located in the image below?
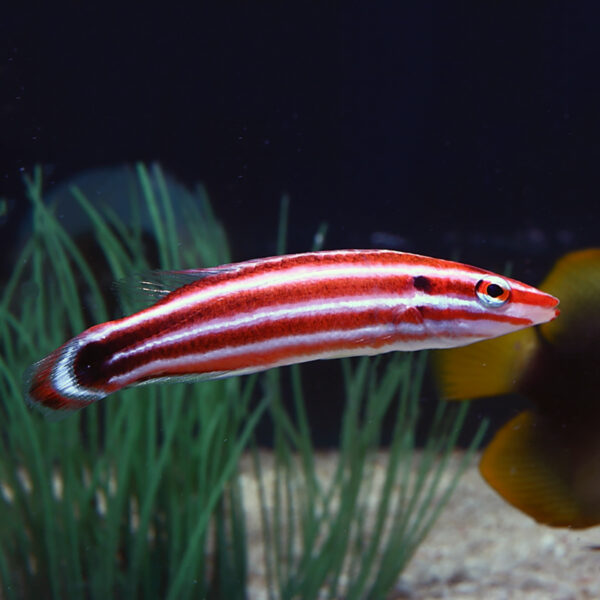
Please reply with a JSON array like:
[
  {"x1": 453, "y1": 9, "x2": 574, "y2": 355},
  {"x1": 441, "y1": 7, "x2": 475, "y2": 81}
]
[{"x1": 241, "y1": 451, "x2": 600, "y2": 600}]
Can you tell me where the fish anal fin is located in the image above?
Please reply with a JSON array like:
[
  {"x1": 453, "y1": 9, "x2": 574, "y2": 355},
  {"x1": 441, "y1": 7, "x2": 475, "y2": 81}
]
[
  {"x1": 480, "y1": 410, "x2": 600, "y2": 528},
  {"x1": 432, "y1": 327, "x2": 537, "y2": 401}
]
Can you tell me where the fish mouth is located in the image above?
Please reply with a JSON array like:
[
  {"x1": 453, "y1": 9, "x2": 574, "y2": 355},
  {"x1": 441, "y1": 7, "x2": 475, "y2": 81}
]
[
  {"x1": 549, "y1": 294, "x2": 560, "y2": 320},
  {"x1": 533, "y1": 292, "x2": 560, "y2": 323}
]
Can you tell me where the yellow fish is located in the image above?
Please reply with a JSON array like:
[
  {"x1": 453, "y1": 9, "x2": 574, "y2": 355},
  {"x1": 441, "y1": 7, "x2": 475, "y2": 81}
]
[{"x1": 433, "y1": 249, "x2": 600, "y2": 528}]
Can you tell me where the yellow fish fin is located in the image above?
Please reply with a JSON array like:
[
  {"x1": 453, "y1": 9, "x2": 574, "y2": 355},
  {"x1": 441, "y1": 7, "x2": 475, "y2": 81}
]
[
  {"x1": 480, "y1": 410, "x2": 600, "y2": 528},
  {"x1": 431, "y1": 327, "x2": 538, "y2": 400},
  {"x1": 540, "y1": 248, "x2": 600, "y2": 349}
]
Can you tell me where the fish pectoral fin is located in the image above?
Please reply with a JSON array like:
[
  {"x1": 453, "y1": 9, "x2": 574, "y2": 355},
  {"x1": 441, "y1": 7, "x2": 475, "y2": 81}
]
[
  {"x1": 394, "y1": 305, "x2": 425, "y2": 325},
  {"x1": 431, "y1": 326, "x2": 537, "y2": 401},
  {"x1": 480, "y1": 410, "x2": 598, "y2": 528}
]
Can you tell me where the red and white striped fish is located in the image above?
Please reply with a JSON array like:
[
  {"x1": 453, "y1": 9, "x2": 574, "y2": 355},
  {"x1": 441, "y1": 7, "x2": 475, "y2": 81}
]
[{"x1": 25, "y1": 249, "x2": 559, "y2": 416}]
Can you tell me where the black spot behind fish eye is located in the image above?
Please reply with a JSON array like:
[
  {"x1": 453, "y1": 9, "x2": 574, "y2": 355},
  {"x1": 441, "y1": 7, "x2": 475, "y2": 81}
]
[
  {"x1": 486, "y1": 283, "x2": 504, "y2": 298},
  {"x1": 413, "y1": 275, "x2": 432, "y2": 293}
]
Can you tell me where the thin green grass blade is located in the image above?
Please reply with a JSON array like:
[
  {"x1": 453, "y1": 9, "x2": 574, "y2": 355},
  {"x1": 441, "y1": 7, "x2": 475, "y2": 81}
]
[
  {"x1": 136, "y1": 162, "x2": 170, "y2": 269},
  {"x1": 276, "y1": 194, "x2": 290, "y2": 256},
  {"x1": 128, "y1": 393, "x2": 184, "y2": 596},
  {"x1": 166, "y1": 394, "x2": 268, "y2": 600},
  {"x1": 70, "y1": 185, "x2": 132, "y2": 280},
  {"x1": 152, "y1": 163, "x2": 181, "y2": 269}
]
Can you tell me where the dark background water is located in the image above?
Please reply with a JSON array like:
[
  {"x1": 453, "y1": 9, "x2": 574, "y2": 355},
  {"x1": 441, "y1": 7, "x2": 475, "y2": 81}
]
[{"x1": 2, "y1": 3, "x2": 599, "y2": 445}]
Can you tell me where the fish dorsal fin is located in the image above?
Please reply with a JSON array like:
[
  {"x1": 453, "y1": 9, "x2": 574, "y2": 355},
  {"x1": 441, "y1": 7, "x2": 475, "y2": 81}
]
[
  {"x1": 432, "y1": 327, "x2": 538, "y2": 400},
  {"x1": 480, "y1": 410, "x2": 600, "y2": 528},
  {"x1": 114, "y1": 266, "x2": 239, "y2": 313},
  {"x1": 540, "y1": 248, "x2": 600, "y2": 350}
]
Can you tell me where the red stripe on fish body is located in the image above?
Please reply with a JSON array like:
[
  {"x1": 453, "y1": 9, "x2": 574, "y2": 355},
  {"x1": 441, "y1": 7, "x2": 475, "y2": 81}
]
[{"x1": 24, "y1": 250, "x2": 559, "y2": 415}]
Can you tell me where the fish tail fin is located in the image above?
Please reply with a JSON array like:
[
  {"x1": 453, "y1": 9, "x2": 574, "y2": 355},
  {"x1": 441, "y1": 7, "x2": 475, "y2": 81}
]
[
  {"x1": 480, "y1": 410, "x2": 600, "y2": 528},
  {"x1": 23, "y1": 343, "x2": 106, "y2": 419},
  {"x1": 431, "y1": 327, "x2": 538, "y2": 400}
]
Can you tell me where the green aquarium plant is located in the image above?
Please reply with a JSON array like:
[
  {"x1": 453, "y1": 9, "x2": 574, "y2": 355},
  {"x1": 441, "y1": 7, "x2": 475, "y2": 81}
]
[
  {"x1": 0, "y1": 164, "x2": 486, "y2": 599},
  {"x1": 0, "y1": 164, "x2": 265, "y2": 600}
]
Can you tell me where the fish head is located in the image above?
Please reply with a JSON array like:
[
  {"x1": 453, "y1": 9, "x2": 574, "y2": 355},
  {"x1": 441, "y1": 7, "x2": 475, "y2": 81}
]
[
  {"x1": 466, "y1": 271, "x2": 560, "y2": 337},
  {"x1": 424, "y1": 263, "x2": 559, "y2": 349}
]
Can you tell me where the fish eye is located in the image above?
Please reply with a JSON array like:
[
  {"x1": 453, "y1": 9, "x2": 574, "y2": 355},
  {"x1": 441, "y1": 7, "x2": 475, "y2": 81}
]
[{"x1": 475, "y1": 276, "x2": 511, "y2": 307}]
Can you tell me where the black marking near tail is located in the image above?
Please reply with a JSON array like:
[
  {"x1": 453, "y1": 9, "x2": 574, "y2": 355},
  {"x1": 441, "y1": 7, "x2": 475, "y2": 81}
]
[{"x1": 72, "y1": 340, "x2": 112, "y2": 388}]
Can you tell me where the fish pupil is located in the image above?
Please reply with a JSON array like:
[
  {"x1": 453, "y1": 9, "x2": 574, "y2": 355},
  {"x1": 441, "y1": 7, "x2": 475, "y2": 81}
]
[{"x1": 486, "y1": 283, "x2": 504, "y2": 298}]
